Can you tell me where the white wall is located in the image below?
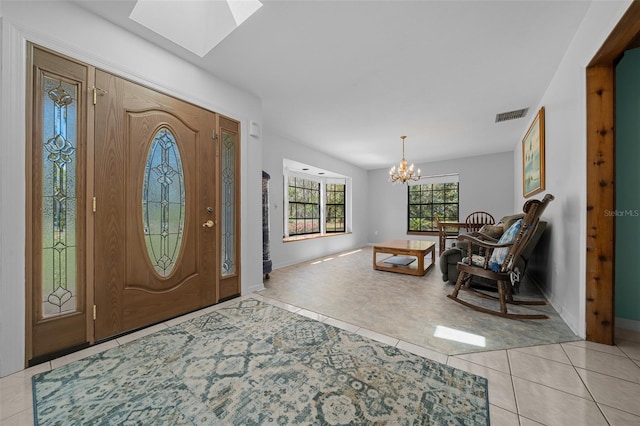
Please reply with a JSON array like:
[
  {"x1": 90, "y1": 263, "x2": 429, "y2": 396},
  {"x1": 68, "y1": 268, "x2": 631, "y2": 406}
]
[
  {"x1": 367, "y1": 151, "x2": 515, "y2": 248},
  {"x1": 0, "y1": 1, "x2": 263, "y2": 376},
  {"x1": 513, "y1": 0, "x2": 632, "y2": 337},
  {"x1": 262, "y1": 127, "x2": 369, "y2": 269}
]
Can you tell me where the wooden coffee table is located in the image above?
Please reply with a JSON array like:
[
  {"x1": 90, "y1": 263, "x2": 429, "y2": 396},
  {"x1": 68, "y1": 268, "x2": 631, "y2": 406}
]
[{"x1": 372, "y1": 240, "x2": 436, "y2": 276}]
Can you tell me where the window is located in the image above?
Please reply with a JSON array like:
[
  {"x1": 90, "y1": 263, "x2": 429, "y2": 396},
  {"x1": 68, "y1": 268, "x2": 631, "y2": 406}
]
[
  {"x1": 408, "y1": 178, "x2": 459, "y2": 232},
  {"x1": 287, "y1": 176, "x2": 320, "y2": 236},
  {"x1": 283, "y1": 159, "x2": 350, "y2": 239},
  {"x1": 325, "y1": 183, "x2": 345, "y2": 233}
]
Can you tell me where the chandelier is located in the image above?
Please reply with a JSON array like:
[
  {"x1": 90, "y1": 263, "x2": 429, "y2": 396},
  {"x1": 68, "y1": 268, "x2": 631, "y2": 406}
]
[{"x1": 389, "y1": 136, "x2": 421, "y2": 183}]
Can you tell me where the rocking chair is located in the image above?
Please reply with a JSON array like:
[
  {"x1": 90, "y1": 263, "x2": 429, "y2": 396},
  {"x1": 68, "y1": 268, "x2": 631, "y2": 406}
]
[{"x1": 447, "y1": 194, "x2": 554, "y2": 319}]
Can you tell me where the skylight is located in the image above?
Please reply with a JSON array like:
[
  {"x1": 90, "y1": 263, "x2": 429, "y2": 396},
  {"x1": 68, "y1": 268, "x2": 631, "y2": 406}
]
[{"x1": 129, "y1": 0, "x2": 262, "y2": 57}]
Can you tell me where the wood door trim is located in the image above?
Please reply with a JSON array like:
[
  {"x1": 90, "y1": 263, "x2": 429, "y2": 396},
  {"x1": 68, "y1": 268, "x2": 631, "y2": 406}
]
[
  {"x1": 25, "y1": 44, "x2": 35, "y2": 364},
  {"x1": 585, "y1": 1, "x2": 640, "y2": 344},
  {"x1": 586, "y1": 65, "x2": 615, "y2": 344},
  {"x1": 86, "y1": 65, "x2": 96, "y2": 346}
]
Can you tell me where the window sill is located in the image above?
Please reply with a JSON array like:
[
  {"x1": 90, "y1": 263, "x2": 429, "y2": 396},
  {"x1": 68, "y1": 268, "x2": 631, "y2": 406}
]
[
  {"x1": 406, "y1": 231, "x2": 440, "y2": 237},
  {"x1": 283, "y1": 232, "x2": 351, "y2": 243}
]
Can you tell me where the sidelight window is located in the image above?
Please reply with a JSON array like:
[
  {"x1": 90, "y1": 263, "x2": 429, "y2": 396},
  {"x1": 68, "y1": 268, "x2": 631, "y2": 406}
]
[
  {"x1": 220, "y1": 130, "x2": 237, "y2": 276},
  {"x1": 41, "y1": 77, "x2": 79, "y2": 318}
]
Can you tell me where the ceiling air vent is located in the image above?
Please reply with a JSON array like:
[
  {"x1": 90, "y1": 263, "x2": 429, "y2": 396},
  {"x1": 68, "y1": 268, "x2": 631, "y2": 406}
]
[{"x1": 495, "y1": 108, "x2": 529, "y2": 123}]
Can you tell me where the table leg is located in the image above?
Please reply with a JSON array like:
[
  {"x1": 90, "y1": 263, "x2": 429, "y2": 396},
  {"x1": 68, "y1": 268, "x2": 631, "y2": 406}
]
[
  {"x1": 373, "y1": 247, "x2": 379, "y2": 270},
  {"x1": 429, "y1": 245, "x2": 435, "y2": 269}
]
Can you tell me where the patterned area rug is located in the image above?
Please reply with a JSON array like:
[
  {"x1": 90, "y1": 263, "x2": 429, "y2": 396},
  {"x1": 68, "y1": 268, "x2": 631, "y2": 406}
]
[{"x1": 32, "y1": 299, "x2": 489, "y2": 425}]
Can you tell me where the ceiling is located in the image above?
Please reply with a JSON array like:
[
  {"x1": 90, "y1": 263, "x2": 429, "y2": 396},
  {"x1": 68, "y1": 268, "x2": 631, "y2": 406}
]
[{"x1": 74, "y1": 0, "x2": 592, "y2": 171}]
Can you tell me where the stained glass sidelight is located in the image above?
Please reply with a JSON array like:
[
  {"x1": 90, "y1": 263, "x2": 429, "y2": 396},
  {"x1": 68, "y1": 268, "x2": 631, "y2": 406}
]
[
  {"x1": 41, "y1": 77, "x2": 78, "y2": 318},
  {"x1": 142, "y1": 128, "x2": 186, "y2": 277},
  {"x1": 221, "y1": 131, "x2": 236, "y2": 276}
]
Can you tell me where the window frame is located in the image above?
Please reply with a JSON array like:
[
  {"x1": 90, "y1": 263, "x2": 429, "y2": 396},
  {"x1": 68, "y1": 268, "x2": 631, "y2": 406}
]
[
  {"x1": 407, "y1": 176, "x2": 460, "y2": 233},
  {"x1": 286, "y1": 175, "x2": 321, "y2": 236},
  {"x1": 325, "y1": 182, "x2": 346, "y2": 233},
  {"x1": 283, "y1": 166, "x2": 350, "y2": 240}
]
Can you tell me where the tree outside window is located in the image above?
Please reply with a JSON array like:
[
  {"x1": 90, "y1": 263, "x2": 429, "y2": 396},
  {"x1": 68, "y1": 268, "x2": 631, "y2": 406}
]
[
  {"x1": 408, "y1": 182, "x2": 459, "y2": 232},
  {"x1": 325, "y1": 183, "x2": 345, "y2": 233}
]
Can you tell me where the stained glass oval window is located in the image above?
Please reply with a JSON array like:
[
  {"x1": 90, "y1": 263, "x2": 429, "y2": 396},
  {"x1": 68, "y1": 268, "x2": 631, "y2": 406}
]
[{"x1": 142, "y1": 128, "x2": 185, "y2": 277}]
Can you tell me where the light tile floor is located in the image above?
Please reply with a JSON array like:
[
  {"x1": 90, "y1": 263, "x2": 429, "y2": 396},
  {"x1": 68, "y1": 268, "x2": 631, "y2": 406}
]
[
  {"x1": 2, "y1": 249, "x2": 640, "y2": 425},
  {"x1": 256, "y1": 246, "x2": 640, "y2": 425},
  {"x1": 2, "y1": 295, "x2": 639, "y2": 425}
]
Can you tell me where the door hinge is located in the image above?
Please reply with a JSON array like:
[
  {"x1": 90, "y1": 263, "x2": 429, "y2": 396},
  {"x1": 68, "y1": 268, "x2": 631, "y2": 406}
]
[
  {"x1": 92, "y1": 197, "x2": 96, "y2": 212},
  {"x1": 92, "y1": 305, "x2": 97, "y2": 321},
  {"x1": 212, "y1": 130, "x2": 218, "y2": 140},
  {"x1": 90, "y1": 86, "x2": 107, "y2": 105}
]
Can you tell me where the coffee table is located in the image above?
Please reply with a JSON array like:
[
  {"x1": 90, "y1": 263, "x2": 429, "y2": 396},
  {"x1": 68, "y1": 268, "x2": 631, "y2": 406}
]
[{"x1": 372, "y1": 240, "x2": 436, "y2": 276}]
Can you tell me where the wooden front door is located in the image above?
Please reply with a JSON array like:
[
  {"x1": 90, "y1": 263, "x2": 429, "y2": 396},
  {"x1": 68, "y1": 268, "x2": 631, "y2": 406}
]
[{"x1": 93, "y1": 70, "x2": 218, "y2": 339}]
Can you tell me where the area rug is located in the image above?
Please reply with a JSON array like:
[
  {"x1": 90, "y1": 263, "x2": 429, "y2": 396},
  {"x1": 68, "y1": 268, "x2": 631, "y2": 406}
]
[{"x1": 32, "y1": 298, "x2": 489, "y2": 425}]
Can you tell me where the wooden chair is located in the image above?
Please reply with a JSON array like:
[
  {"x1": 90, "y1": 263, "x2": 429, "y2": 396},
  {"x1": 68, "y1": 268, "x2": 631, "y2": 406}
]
[
  {"x1": 436, "y1": 217, "x2": 459, "y2": 251},
  {"x1": 465, "y1": 211, "x2": 495, "y2": 232},
  {"x1": 447, "y1": 194, "x2": 554, "y2": 319}
]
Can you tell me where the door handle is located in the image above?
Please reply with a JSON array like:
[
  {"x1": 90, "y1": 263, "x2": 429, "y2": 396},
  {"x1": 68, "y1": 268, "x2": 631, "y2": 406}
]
[{"x1": 202, "y1": 220, "x2": 214, "y2": 228}]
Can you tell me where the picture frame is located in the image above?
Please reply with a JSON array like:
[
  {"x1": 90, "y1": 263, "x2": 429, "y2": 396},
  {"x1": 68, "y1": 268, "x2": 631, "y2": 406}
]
[{"x1": 522, "y1": 106, "x2": 545, "y2": 198}]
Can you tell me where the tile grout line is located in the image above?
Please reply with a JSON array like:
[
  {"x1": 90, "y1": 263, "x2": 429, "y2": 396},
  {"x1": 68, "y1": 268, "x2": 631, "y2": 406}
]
[
  {"x1": 595, "y1": 401, "x2": 640, "y2": 421},
  {"x1": 562, "y1": 341, "x2": 640, "y2": 386},
  {"x1": 562, "y1": 342, "x2": 619, "y2": 426},
  {"x1": 504, "y1": 349, "x2": 523, "y2": 423}
]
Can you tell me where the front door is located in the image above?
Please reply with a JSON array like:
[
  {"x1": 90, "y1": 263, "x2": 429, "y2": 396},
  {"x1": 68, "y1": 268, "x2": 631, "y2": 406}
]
[
  {"x1": 93, "y1": 70, "x2": 217, "y2": 339},
  {"x1": 27, "y1": 46, "x2": 227, "y2": 363}
]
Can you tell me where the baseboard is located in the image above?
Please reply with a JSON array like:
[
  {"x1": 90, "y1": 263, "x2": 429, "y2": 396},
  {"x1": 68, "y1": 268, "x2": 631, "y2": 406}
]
[
  {"x1": 615, "y1": 317, "x2": 640, "y2": 332},
  {"x1": 244, "y1": 281, "x2": 266, "y2": 294},
  {"x1": 272, "y1": 246, "x2": 368, "y2": 270},
  {"x1": 526, "y1": 271, "x2": 583, "y2": 338}
]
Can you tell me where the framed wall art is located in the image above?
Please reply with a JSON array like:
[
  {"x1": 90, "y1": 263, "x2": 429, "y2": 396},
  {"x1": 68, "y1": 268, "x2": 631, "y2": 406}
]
[{"x1": 522, "y1": 106, "x2": 545, "y2": 198}]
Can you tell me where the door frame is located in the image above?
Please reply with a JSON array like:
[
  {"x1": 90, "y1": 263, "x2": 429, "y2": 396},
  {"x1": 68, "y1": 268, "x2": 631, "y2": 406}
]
[{"x1": 585, "y1": 1, "x2": 640, "y2": 344}]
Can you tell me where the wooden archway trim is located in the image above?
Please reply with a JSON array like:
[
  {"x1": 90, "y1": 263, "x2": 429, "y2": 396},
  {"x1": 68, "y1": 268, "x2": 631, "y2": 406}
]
[{"x1": 586, "y1": 1, "x2": 640, "y2": 344}]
